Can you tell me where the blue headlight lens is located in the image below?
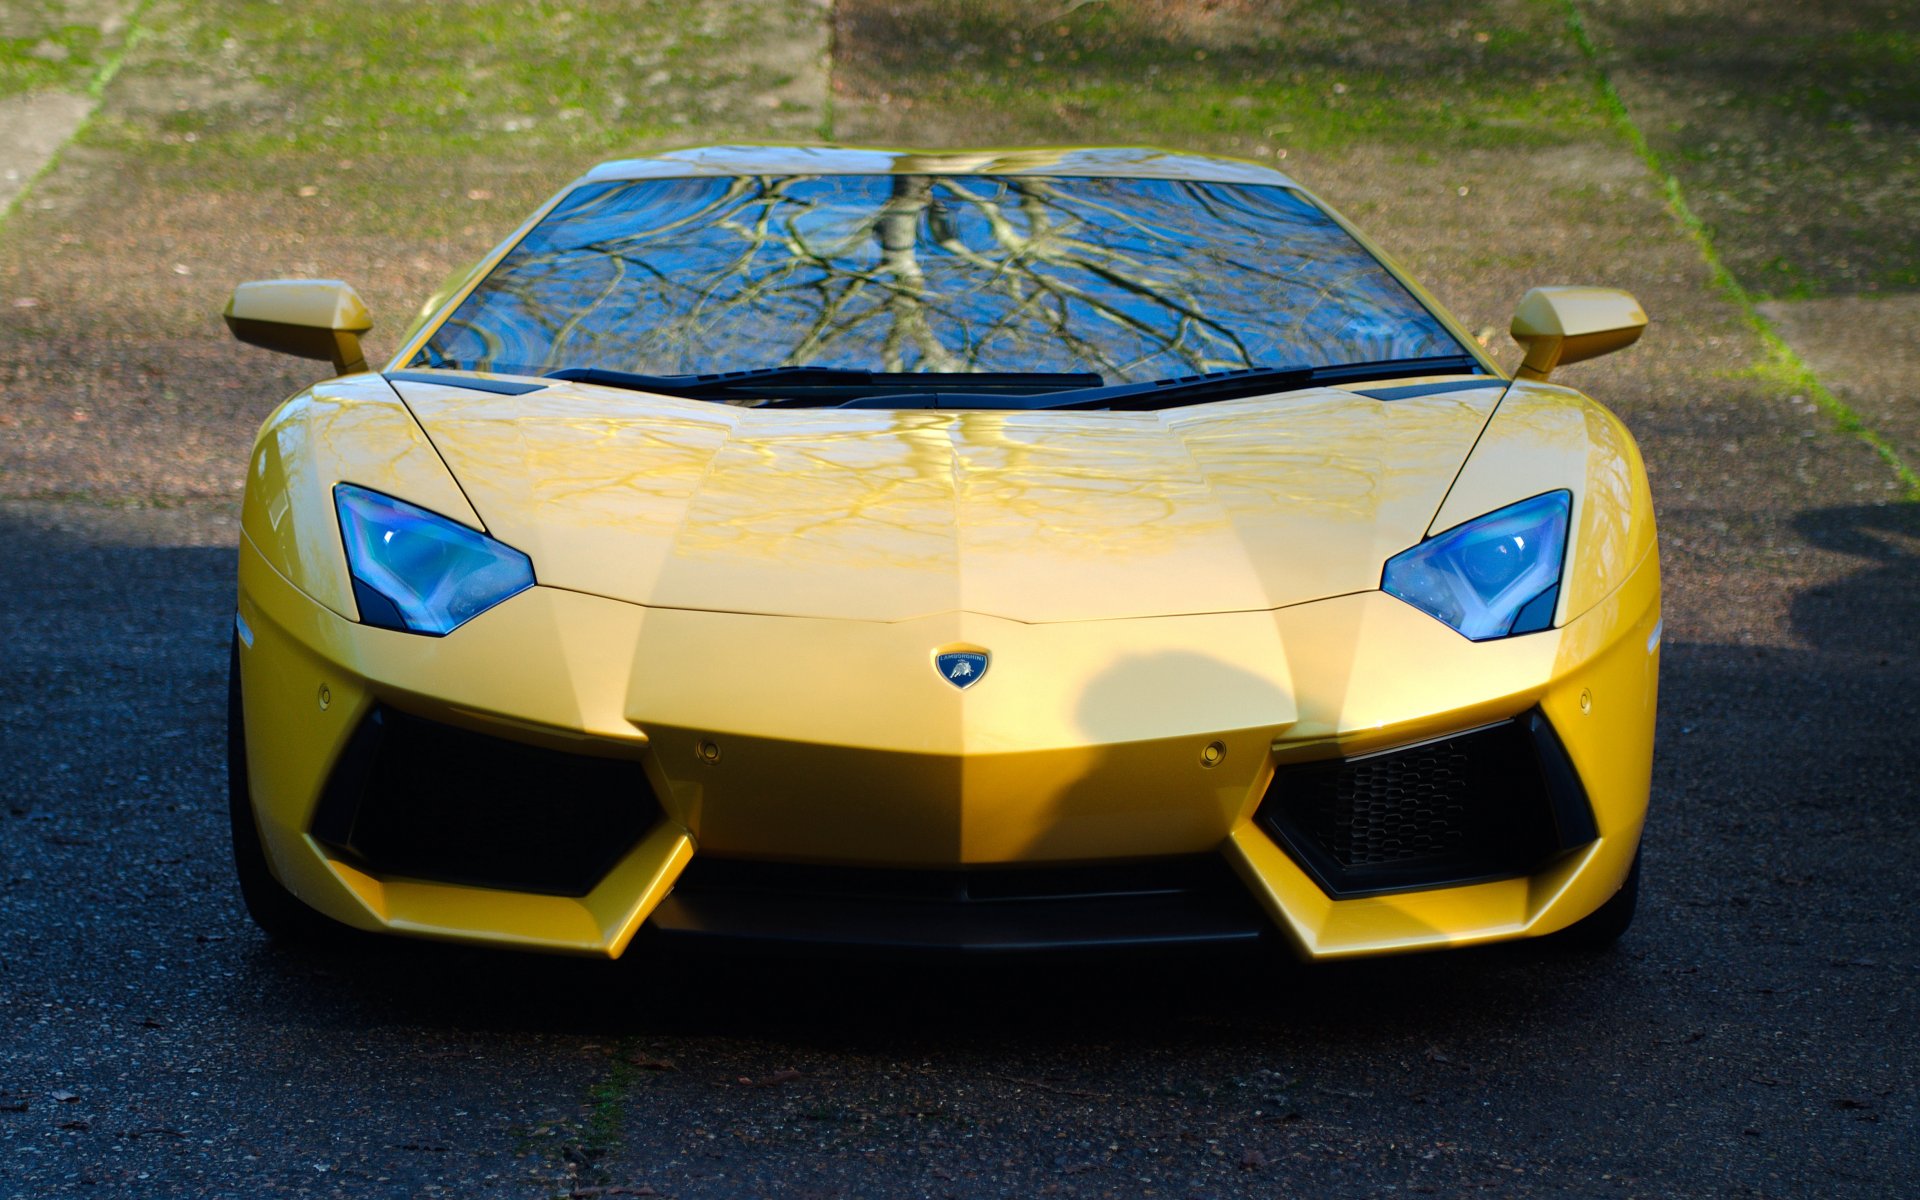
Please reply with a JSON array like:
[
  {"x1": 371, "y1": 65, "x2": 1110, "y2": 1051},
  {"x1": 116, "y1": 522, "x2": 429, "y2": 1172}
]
[
  {"x1": 1382, "y1": 490, "x2": 1571, "y2": 641},
  {"x1": 333, "y1": 484, "x2": 534, "y2": 635}
]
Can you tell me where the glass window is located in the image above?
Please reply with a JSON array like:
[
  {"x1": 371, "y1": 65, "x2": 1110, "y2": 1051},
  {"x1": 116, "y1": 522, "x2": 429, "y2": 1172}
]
[{"x1": 416, "y1": 174, "x2": 1467, "y2": 386}]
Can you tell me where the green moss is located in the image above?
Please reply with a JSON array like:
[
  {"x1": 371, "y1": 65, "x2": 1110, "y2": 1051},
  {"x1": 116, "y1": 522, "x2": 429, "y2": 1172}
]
[
  {"x1": 0, "y1": 24, "x2": 104, "y2": 98},
  {"x1": 1752, "y1": 256, "x2": 1819, "y2": 303},
  {"x1": 1558, "y1": 0, "x2": 1920, "y2": 498},
  {"x1": 88, "y1": 0, "x2": 822, "y2": 163},
  {"x1": 581, "y1": 1050, "x2": 635, "y2": 1162},
  {"x1": 904, "y1": 68, "x2": 1599, "y2": 152},
  {"x1": 1580, "y1": 0, "x2": 1919, "y2": 297},
  {"x1": 839, "y1": 0, "x2": 1607, "y2": 152}
]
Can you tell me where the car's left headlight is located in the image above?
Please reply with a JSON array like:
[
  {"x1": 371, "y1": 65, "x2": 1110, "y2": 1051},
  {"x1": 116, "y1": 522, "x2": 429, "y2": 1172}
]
[
  {"x1": 334, "y1": 483, "x2": 535, "y2": 635},
  {"x1": 1382, "y1": 490, "x2": 1571, "y2": 641}
]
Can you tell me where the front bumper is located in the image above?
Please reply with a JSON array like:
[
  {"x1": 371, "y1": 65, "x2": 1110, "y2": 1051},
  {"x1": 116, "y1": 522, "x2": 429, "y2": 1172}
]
[{"x1": 235, "y1": 529, "x2": 1659, "y2": 960}]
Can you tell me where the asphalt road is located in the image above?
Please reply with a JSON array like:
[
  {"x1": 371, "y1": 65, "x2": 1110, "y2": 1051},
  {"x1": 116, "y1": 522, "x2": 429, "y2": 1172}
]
[{"x1": 2, "y1": 472, "x2": 1917, "y2": 1199}]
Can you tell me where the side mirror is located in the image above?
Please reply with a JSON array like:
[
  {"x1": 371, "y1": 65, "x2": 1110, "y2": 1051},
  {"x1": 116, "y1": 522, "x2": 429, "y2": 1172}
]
[
  {"x1": 1509, "y1": 286, "x2": 1647, "y2": 381},
  {"x1": 223, "y1": 280, "x2": 373, "y2": 375}
]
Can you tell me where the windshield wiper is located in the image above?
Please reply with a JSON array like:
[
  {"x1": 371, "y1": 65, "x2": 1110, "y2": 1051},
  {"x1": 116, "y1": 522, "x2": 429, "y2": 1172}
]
[
  {"x1": 544, "y1": 358, "x2": 1490, "y2": 410},
  {"x1": 545, "y1": 365, "x2": 1103, "y2": 405},
  {"x1": 834, "y1": 355, "x2": 1493, "y2": 411}
]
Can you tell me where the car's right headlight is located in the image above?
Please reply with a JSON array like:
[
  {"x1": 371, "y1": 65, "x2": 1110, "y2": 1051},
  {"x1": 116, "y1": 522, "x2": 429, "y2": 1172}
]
[
  {"x1": 1382, "y1": 490, "x2": 1571, "y2": 641},
  {"x1": 333, "y1": 483, "x2": 534, "y2": 635}
]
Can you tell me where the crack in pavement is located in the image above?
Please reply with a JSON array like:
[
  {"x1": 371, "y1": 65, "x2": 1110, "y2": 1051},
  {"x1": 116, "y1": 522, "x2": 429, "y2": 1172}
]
[
  {"x1": 1759, "y1": 294, "x2": 1920, "y2": 476},
  {"x1": 1561, "y1": 0, "x2": 1920, "y2": 500},
  {"x1": 0, "y1": 0, "x2": 146, "y2": 227}
]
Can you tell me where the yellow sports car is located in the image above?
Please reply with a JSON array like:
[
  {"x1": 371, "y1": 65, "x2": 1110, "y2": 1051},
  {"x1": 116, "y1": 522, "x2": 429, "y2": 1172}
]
[{"x1": 224, "y1": 145, "x2": 1658, "y2": 960}]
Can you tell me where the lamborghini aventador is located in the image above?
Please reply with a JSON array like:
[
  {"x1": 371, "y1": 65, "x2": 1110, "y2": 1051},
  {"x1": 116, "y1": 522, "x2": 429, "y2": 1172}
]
[{"x1": 223, "y1": 145, "x2": 1658, "y2": 959}]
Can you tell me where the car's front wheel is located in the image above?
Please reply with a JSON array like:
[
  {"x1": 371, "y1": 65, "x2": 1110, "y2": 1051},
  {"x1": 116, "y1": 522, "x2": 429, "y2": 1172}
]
[
  {"x1": 228, "y1": 635, "x2": 340, "y2": 942},
  {"x1": 1553, "y1": 849, "x2": 1641, "y2": 950}
]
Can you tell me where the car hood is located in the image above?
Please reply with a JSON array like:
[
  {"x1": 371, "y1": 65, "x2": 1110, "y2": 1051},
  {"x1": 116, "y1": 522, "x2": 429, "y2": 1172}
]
[{"x1": 390, "y1": 377, "x2": 1505, "y2": 624}]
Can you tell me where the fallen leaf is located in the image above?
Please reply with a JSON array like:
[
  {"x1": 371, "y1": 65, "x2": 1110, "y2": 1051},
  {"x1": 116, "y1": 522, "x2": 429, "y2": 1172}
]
[
  {"x1": 50, "y1": 1091, "x2": 79, "y2": 1103},
  {"x1": 625, "y1": 1055, "x2": 677, "y2": 1072},
  {"x1": 59, "y1": 1119, "x2": 90, "y2": 1131}
]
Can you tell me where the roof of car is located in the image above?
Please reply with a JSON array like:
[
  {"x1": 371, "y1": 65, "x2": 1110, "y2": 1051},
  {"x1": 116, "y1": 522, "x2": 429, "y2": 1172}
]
[{"x1": 579, "y1": 145, "x2": 1300, "y2": 188}]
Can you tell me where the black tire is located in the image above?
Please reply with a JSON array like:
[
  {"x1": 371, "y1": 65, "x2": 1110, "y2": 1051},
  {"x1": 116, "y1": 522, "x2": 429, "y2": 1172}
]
[
  {"x1": 1553, "y1": 848, "x2": 1641, "y2": 950},
  {"x1": 228, "y1": 636, "x2": 340, "y2": 942}
]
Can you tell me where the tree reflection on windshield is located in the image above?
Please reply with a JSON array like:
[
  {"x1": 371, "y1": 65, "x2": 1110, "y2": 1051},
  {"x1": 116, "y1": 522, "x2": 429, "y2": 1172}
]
[{"x1": 417, "y1": 173, "x2": 1465, "y2": 385}]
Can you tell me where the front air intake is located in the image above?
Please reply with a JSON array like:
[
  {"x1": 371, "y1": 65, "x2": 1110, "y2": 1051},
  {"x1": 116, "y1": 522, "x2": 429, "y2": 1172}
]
[
  {"x1": 310, "y1": 706, "x2": 657, "y2": 896},
  {"x1": 1257, "y1": 711, "x2": 1597, "y2": 898}
]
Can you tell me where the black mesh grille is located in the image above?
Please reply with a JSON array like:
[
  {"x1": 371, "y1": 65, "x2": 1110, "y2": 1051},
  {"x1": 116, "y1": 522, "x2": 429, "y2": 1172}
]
[
  {"x1": 310, "y1": 707, "x2": 658, "y2": 896},
  {"x1": 1306, "y1": 738, "x2": 1479, "y2": 867},
  {"x1": 1258, "y1": 712, "x2": 1596, "y2": 897}
]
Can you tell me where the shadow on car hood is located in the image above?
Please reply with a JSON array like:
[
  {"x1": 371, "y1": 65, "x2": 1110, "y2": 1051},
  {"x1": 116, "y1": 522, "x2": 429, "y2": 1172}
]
[{"x1": 390, "y1": 377, "x2": 1505, "y2": 624}]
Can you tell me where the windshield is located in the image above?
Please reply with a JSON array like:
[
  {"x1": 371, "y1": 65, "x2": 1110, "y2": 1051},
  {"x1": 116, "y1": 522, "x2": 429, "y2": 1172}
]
[{"x1": 413, "y1": 174, "x2": 1469, "y2": 385}]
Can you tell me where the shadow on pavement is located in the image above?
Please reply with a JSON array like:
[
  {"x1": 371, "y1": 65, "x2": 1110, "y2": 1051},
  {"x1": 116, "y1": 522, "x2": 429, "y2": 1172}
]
[
  {"x1": 234, "y1": 921, "x2": 1606, "y2": 1044},
  {"x1": 1791, "y1": 502, "x2": 1920, "y2": 656}
]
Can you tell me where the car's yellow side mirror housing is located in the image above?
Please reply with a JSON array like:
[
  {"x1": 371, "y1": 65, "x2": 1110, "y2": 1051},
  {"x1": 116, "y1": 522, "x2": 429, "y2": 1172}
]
[
  {"x1": 224, "y1": 280, "x2": 373, "y2": 375},
  {"x1": 1509, "y1": 286, "x2": 1647, "y2": 381}
]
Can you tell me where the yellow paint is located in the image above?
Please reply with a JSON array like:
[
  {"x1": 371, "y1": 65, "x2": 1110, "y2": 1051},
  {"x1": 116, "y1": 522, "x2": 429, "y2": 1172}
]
[
  {"x1": 392, "y1": 379, "x2": 1505, "y2": 623},
  {"x1": 1510, "y1": 286, "x2": 1648, "y2": 381},
  {"x1": 321, "y1": 823, "x2": 692, "y2": 956},
  {"x1": 235, "y1": 512, "x2": 1657, "y2": 958},
  {"x1": 224, "y1": 279, "x2": 374, "y2": 374},
  {"x1": 1431, "y1": 378, "x2": 1657, "y2": 625},
  {"x1": 230, "y1": 146, "x2": 1658, "y2": 959},
  {"x1": 392, "y1": 260, "x2": 483, "y2": 351},
  {"x1": 240, "y1": 375, "x2": 480, "y2": 621}
]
